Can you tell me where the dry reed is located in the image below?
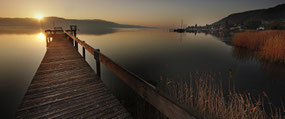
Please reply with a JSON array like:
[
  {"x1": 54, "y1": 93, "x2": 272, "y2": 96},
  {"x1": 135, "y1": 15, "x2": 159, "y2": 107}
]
[
  {"x1": 158, "y1": 72, "x2": 285, "y2": 119},
  {"x1": 232, "y1": 30, "x2": 285, "y2": 63}
]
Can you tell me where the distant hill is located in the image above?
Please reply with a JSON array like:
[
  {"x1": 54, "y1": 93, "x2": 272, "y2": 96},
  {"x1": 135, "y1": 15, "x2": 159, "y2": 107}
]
[
  {"x1": 213, "y1": 4, "x2": 285, "y2": 25},
  {"x1": 0, "y1": 17, "x2": 153, "y2": 34},
  {"x1": 42, "y1": 17, "x2": 150, "y2": 29}
]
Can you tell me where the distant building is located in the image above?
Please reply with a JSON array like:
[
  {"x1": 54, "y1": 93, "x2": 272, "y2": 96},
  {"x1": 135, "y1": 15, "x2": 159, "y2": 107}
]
[
  {"x1": 256, "y1": 26, "x2": 265, "y2": 30},
  {"x1": 230, "y1": 24, "x2": 243, "y2": 31}
]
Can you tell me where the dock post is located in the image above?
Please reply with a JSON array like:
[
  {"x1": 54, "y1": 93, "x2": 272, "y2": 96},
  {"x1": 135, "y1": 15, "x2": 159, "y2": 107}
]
[
  {"x1": 94, "y1": 49, "x2": 101, "y2": 77},
  {"x1": 82, "y1": 41, "x2": 86, "y2": 59}
]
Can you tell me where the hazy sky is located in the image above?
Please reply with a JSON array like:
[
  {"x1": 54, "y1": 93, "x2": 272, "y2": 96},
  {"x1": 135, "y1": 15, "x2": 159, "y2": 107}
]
[{"x1": 0, "y1": 0, "x2": 284, "y2": 28}]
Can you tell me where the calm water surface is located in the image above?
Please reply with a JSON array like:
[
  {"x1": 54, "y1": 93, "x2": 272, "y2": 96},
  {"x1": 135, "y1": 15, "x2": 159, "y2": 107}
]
[
  {"x1": 78, "y1": 29, "x2": 285, "y2": 110},
  {"x1": 0, "y1": 29, "x2": 284, "y2": 118},
  {"x1": 0, "y1": 33, "x2": 46, "y2": 118}
]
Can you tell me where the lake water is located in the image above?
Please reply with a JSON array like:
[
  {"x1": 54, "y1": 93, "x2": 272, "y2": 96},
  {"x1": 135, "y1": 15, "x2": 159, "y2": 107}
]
[
  {"x1": 0, "y1": 33, "x2": 46, "y2": 118},
  {"x1": 1, "y1": 29, "x2": 284, "y2": 118}
]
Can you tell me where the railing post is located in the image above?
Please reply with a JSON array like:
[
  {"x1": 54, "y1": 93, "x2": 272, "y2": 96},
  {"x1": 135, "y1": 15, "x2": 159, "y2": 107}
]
[
  {"x1": 74, "y1": 30, "x2": 77, "y2": 37},
  {"x1": 82, "y1": 41, "x2": 86, "y2": 59},
  {"x1": 46, "y1": 37, "x2": 48, "y2": 47},
  {"x1": 94, "y1": 49, "x2": 101, "y2": 77},
  {"x1": 75, "y1": 41, "x2": 78, "y2": 51},
  {"x1": 72, "y1": 37, "x2": 74, "y2": 46}
]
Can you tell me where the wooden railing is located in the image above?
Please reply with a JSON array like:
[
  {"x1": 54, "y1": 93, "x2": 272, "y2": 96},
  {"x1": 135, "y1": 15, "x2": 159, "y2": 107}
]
[{"x1": 47, "y1": 29, "x2": 196, "y2": 119}]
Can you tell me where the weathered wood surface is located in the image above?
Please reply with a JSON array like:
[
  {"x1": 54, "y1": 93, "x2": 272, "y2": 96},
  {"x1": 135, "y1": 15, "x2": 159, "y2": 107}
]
[{"x1": 15, "y1": 34, "x2": 131, "y2": 119}]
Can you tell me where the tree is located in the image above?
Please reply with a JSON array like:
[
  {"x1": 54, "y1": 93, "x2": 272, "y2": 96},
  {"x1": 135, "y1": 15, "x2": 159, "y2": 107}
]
[
  {"x1": 267, "y1": 21, "x2": 285, "y2": 30},
  {"x1": 246, "y1": 21, "x2": 262, "y2": 29},
  {"x1": 225, "y1": 21, "x2": 233, "y2": 30}
]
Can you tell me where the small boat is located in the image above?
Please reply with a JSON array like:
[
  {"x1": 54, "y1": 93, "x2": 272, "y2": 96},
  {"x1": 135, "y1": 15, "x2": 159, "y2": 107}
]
[{"x1": 173, "y1": 28, "x2": 185, "y2": 33}]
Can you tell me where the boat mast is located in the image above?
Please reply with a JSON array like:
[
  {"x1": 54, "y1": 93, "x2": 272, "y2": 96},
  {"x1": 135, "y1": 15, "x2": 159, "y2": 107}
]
[{"x1": 181, "y1": 19, "x2": 183, "y2": 29}]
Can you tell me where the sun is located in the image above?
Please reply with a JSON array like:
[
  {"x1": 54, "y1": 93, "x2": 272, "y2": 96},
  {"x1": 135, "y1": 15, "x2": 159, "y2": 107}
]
[{"x1": 36, "y1": 14, "x2": 43, "y2": 20}]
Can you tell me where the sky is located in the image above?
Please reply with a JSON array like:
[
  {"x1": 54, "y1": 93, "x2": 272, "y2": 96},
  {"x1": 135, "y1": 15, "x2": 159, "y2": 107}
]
[{"x1": 0, "y1": 0, "x2": 284, "y2": 28}]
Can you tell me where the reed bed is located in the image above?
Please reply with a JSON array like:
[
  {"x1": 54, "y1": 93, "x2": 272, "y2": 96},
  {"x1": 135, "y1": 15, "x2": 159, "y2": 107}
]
[
  {"x1": 158, "y1": 72, "x2": 285, "y2": 119},
  {"x1": 232, "y1": 30, "x2": 285, "y2": 63}
]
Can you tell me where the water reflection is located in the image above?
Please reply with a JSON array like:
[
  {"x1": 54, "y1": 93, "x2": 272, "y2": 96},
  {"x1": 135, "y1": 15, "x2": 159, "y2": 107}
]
[
  {"x1": 78, "y1": 28, "x2": 118, "y2": 35},
  {"x1": 78, "y1": 29, "x2": 284, "y2": 117},
  {"x1": 37, "y1": 33, "x2": 46, "y2": 40},
  {"x1": 232, "y1": 47, "x2": 285, "y2": 82},
  {"x1": 184, "y1": 31, "x2": 234, "y2": 46},
  {"x1": 231, "y1": 47, "x2": 285, "y2": 109},
  {"x1": 0, "y1": 33, "x2": 46, "y2": 118},
  {"x1": 0, "y1": 26, "x2": 41, "y2": 35},
  {"x1": 232, "y1": 47, "x2": 258, "y2": 61}
]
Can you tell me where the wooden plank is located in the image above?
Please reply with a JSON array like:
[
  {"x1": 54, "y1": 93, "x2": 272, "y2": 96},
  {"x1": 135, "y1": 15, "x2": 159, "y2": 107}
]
[{"x1": 16, "y1": 34, "x2": 130, "y2": 119}]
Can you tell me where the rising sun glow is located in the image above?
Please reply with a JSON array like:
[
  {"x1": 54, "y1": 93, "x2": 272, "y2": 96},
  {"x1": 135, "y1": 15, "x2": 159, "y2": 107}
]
[
  {"x1": 37, "y1": 33, "x2": 46, "y2": 40},
  {"x1": 36, "y1": 14, "x2": 43, "y2": 20}
]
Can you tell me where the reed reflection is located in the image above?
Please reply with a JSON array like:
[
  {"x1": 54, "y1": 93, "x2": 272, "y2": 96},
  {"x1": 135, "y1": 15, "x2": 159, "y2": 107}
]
[{"x1": 232, "y1": 47, "x2": 285, "y2": 82}]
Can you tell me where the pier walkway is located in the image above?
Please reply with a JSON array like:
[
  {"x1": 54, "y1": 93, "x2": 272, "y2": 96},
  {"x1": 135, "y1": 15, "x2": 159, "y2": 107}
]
[{"x1": 15, "y1": 33, "x2": 130, "y2": 118}]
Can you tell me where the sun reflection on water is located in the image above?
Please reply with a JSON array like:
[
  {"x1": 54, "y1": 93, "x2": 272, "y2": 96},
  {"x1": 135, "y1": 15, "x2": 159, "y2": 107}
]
[{"x1": 37, "y1": 33, "x2": 46, "y2": 40}]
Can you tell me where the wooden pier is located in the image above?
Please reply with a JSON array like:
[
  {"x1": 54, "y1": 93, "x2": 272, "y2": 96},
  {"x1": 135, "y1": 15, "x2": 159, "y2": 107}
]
[
  {"x1": 15, "y1": 29, "x2": 130, "y2": 118},
  {"x1": 16, "y1": 26, "x2": 196, "y2": 119}
]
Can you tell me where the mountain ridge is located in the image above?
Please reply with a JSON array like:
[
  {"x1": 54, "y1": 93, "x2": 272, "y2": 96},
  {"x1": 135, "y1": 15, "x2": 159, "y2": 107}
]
[
  {"x1": 0, "y1": 17, "x2": 154, "y2": 34},
  {"x1": 0, "y1": 16, "x2": 153, "y2": 29},
  {"x1": 213, "y1": 4, "x2": 285, "y2": 25}
]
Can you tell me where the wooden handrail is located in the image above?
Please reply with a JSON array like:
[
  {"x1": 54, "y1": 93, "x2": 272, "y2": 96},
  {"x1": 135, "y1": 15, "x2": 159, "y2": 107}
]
[{"x1": 63, "y1": 30, "x2": 196, "y2": 119}]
